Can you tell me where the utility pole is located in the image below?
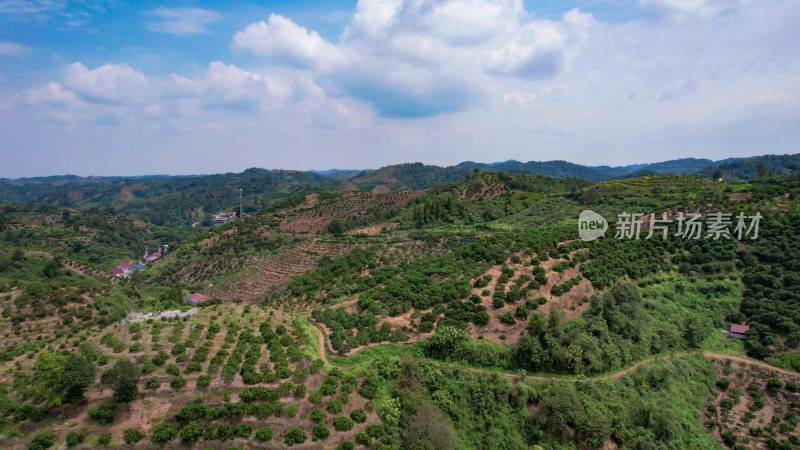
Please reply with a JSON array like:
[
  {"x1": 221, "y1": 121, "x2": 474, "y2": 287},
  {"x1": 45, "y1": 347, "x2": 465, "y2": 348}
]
[{"x1": 236, "y1": 188, "x2": 243, "y2": 219}]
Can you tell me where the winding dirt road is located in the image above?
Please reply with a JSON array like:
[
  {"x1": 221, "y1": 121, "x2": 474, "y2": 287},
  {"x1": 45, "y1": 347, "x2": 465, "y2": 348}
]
[{"x1": 307, "y1": 316, "x2": 797, "y2": 382}]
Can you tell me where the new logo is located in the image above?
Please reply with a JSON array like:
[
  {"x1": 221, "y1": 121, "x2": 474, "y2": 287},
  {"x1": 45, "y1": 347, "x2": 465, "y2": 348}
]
[{"x1": 579, "y1": 210, "x2": 608, "y2": 241}]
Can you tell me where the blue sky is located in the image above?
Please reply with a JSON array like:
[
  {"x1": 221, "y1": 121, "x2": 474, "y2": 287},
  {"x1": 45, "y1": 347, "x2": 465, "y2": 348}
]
[{"x1": 1, "y1": 0, "x2": 798, "y2": 177}]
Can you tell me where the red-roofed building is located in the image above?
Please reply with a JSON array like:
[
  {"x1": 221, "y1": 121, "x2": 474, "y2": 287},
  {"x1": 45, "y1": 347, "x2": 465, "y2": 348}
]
[
  {"x1": 731, "y1": 324, "x2": 750, "y2": 334},
  {"x1": 115, "y1": 262, "x2": 134, "y2": 277},
  {"x1": 188, "y1": 293, "x2": 209, "y2": 304},
  {"x1": 203, "y1": 283, "x2": 213, "y2": 290},
  {"x1": 111, "y1": 269, "x2": 124, "y2": 277}
]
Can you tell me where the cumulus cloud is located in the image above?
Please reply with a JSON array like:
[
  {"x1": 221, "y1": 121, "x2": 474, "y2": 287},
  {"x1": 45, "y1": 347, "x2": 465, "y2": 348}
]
[
  {"x1": 232, "y1": 14, "x2": 350, "y2": 70},
  {"x1": 230, "y1": 1, "x2": 592, "y2": 117},
  {"x1": 146, "y1": 7, "x2": 220, "y2": 36},
  {"x1": 3, "y1": 0, "x2": 800, "y2": 176},
  {"x1": 63, "y1": 62, "x2": 149, "y2": 104},
  {"x1": 15, "y1": 59, "x2": 363, "y2": 130}
]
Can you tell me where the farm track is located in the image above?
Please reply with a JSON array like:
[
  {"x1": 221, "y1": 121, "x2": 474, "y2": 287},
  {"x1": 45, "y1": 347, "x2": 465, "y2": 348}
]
[{"x1": 306, "y1": 316, "x2": 796, "y2": 382}]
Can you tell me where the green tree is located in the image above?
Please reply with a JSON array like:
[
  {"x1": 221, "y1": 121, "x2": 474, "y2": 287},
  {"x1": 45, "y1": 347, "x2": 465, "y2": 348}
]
[
  {"x1": 28, "y1": 432, "x2": 57, "y2": 450},
  {"x1": 88, "y1": 403, "x2": 115, "y2": 424},
  {"x1": 327, "y1": 219, "x2": 346, "y2": 236},
  {"x1": 284, "y1": 427, "x2": 307, "y2": 445},
  {"x1": 151, "y1": 423, "x2": 178, "y2": 443},
  {"x1": 312, "y1": 424, "x2": 330, "y2": 441},
  {"x1": 106, "y1": 359, "x2": 141, "y2": 404},
  {"x1": 255, "y1": 426, "x2": 274, "y2": 441},
  {"x1": 123, "y1": 428, "x2": 145, "y2": 445},
  {"x1": 96, "y1": 431, "x2": 112, "y2": 446},
  {"x1": 63, "y1": 354, "x2": 96, "y2": 404},
  {"x1": 180, "y1": 421, "x2": 203, "y2": 445},
  {"x1": 32, "y1": 352, "x2": 67, "y2": 408}
]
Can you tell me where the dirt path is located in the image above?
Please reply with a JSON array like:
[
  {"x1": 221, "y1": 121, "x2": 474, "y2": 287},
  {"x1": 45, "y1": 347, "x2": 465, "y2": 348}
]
[
  {"x1": 703, "y1": 351, "x2": 800, "y2": 376},
  {"x1": 306, "y1": 316, "x2": 797, "y2": 382}
]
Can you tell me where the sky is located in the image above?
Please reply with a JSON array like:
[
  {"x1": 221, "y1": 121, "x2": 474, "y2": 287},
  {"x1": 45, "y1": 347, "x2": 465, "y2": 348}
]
[{"x1": 0, "y1": 0, "x2": 798, "y2": 177}]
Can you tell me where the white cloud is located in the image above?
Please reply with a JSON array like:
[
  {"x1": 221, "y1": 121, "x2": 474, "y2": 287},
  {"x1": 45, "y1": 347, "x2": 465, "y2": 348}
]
[
  {"x1": 0, "y1": 0, "x2": 65, "y2": 16},
  {"x1": 63, "y1": 62, "x2": 149, "y2": 104},
  {"x1": 232, "y1": 14, "x2": 350, "y2": 70},
  {"x1": 230, "y1": 2, "x2": 593, "y2": 117},
  {"x1": 146, "y1": 7, "x2": 219, "y2": 36},
  {"x1": 3, "y1": 0, "x2": 800, "y2": 177},
  {"x1": 0, "y1": 40, "x2": 30, "y2": 56},
  {"x1": 640, "y1": 0, "x2": 742, "y2": 17},
  {"x1": 24, "y1": 81, "x2": 82, "y2": 108}
]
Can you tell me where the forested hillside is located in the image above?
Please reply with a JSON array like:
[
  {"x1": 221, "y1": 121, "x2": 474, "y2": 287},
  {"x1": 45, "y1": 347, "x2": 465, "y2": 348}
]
[
  {"x1": 0, "y1": 168, "x2": 799, "y2": 449},
  {"x1": 696, "y1": 154, "x2": 800, "y2": 181},
  {"x1": 3, "y1": 153, "x2": 798, "y2": 227}
]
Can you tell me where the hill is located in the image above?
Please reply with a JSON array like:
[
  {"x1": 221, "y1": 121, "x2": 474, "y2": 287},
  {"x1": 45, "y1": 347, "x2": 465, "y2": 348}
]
[
  {"x1": 696, "y1": 153, "x2": 800, "y2": 180},
  {"x1": 0, "y1": 203, "x2": 195, "y2": 272},
  {"x1": 1, "y1": 170, "x2": 800, "y2": 449},
  {"x1": 592, "y1": 158, "x2": 714, "y2": 177},
  {"x1": 0, "y1": 169, "x2": 338, "y2": 227}
]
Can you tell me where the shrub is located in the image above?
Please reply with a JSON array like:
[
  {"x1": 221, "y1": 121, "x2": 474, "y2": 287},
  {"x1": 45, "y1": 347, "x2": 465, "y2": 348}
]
[
  {"x1": 151, "y1": 423, "x2": 178, "y2": 443},
  {"x1": 65, "y1": 431, "x2": 85, "y2": 448},
  {"x1": 255, "y1": 426, "x2": 274, "y2": 441},
  {"x1": 350, "y1": 408, "x2": 367, "y2": 423},
  {"x1": 419, "y1": 320, "x2": 435, "y2": 332},
  {"x1": 366, "y1": 424, "x2": 383, "y2": 438},
  {"x1": 216, "y1": 423, "x2": 235, "y2": 441},
  {"x1": 336, "y1": 441, "x2": 355, "y2": 450},
  {"x1": 166, "y1": 363, "x2": 180, "y2": 376},
  {"x1": 721, "y1": 430, "x2": 737, "y2": 446},
  {"x1": 180, "y1": 422, "x2": 203, "y2": 445},
  {"x1": 170, "y1": 376, "x2": 187, "y2": 389},
  {"x1": 310, "y1": 408, "x2": 327, "y2": 422},
  {"x1": 236, "y1": 423, "x2": 252, "y2": 438},
  {"x1": 88, "y1": 403, "x2": 115, "y2": 425},
  {"x1": 767, "y1": 377, "x2": 783, "y2": 389},
  {"x1": 294, "y1": 384, "x2": 307, "y2": 398},
  {"x1": 197, "y1": 374, "x2": 210, "y2": 388},
  {"x1": 327, "y1": 400, "x2": 343, "y2": 414},
  {"x1": 171, "y1": 342, "x2": 185, "y2": 355},
  {"x1": 152, "y1": 350, "x2": 168, "y2": 365},
  {"x1": 500, "y1": 312, "x2": 516, "y2": 325},
  {"x1": 312, "y1": 424, "x2": 330, "y2": 441},
  {"x1": 283, "y1": 427, "x2": 307, "y2": 445},
  {"x1": 96, "y1": 431, "x2": 112, "y2": 446},
  {"x1": 492, "y1": 297, "x2": 505, "y2": 309},
  {"x1": 145, "y1": 376, "x2": 160, "y2": 389},
  {"x1": 123, "y1": 428, "x2": 145, "y2": 445},
  {"x1": 716, "y1": 378, "x2": 731, "y2": 390},
  {"x1": 356, "y1": 431, "x2": 371, "y2": 445},
  {"x1": 203, "y1": 425, "x2": 216, "y2": 441},
  {"x1": 333, "y1": 417, "x2": 354, "y2": 431},
  {"x1": 28, "y1": 432, "x2": 57, "y2": 450},
  {"x1": 359, "y1": 377, "x2": 378, "y2": 399}
]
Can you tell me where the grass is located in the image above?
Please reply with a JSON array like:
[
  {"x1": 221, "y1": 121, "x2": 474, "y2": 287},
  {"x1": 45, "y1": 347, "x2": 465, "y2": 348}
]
[
  {"x1": 328, "y1": 344, "x2": 422, "y2": 372},
  {"x1": 291, "y1": 314, "x2": 326, "y2": 367}
]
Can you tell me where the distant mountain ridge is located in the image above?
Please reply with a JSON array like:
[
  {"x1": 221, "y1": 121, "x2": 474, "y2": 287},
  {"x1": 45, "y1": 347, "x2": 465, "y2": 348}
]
[{"x1": 1, "y1": 153, "x2": 797, "y2": 225}]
